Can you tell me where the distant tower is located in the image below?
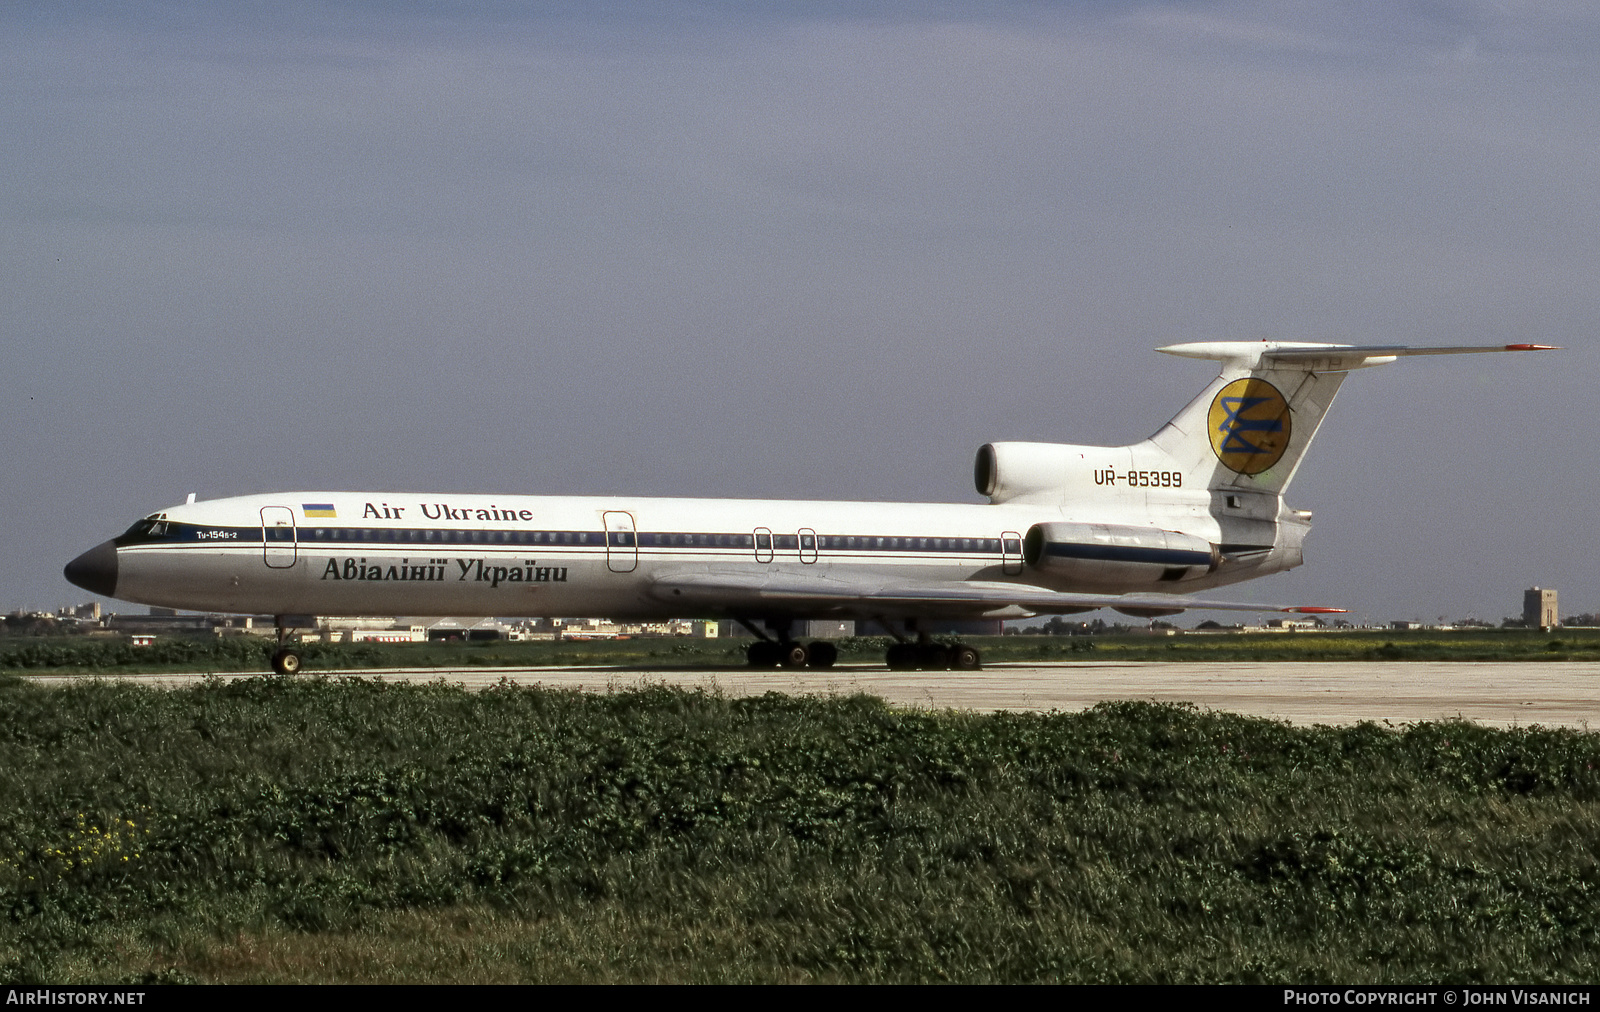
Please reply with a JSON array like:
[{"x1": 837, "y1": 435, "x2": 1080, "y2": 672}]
[{"x1": 1524, "y1": 587, "x2": 1559, "y2": 630}]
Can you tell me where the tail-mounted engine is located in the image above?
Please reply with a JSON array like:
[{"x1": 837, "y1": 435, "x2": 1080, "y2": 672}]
[
  {"x1": 975, "y1": 442, "x2": 1084, "y2": 504},
  {"x1": 1023, "y1": 521, "x2": 1219, "y2": 586}
]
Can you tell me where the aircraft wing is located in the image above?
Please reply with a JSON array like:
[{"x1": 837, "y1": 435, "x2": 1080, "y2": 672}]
[{"x1": 647, "y1": 571, "x2": 1342, "y2": 619}]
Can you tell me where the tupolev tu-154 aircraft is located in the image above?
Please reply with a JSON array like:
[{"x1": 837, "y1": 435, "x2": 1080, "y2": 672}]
[{"x1": 65, "y1": 340, "x2": 1552, "y2": 674}]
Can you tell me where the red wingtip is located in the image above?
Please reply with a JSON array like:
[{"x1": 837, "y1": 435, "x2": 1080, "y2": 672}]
[
  {"x1": 1505, "y1": 344, "x2": 1560, "y2": 351},
  {"x1": 1284, "y1": 606, "x2": 1348, "y2": 614}
]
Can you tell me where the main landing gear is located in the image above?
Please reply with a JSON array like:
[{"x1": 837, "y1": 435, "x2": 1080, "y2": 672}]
[
  {"x1": 879, "y1": 619, "x2": 982, "y2": 671},
  {"x1": 884, "y1": 641, "x2": 981, "y2": 670},
  {"x1": 739, "y1": 618, "x2": 983, "y2": 671},
  {"x1": 740, "y1": 619, "x2": 838, "y2": 669},
  {"x1": 269, "y1": 615, "x2": 303, "y2": 675}
]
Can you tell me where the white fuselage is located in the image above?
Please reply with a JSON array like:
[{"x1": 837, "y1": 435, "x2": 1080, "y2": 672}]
[{"x1": 97, "y1": 488, "x2": 1300, "y2": 621}]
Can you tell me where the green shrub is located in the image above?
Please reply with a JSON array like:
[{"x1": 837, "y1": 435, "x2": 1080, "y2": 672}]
[{"x1": 1, "y1": 682, "x2": 1598, "y2": 982}]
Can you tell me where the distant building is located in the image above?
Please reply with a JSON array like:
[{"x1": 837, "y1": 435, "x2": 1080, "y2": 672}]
[
  {"x1": 424, "y1": 617, "x2": 506, "y2": 642},
  {"x1": 105, "y1": 611, "x2": 263, "y2": 637},
  {"x1": 1265, "y1": 618, "x2": 1319, "y2": 630},
  {"x1": 1524, "y1": 587, "x2": 1560, "y2": 630},
  {"x1": 348, "y1": 627, "x2": 427, "y2": 643}
]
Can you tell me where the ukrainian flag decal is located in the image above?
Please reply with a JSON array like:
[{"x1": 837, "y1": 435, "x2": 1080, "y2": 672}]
[
  {"x1": 1207, "y1": 379, "x2": 1291, "y2": 475},
  {"x1": 302, "y1": 504, "x2": 337, "y2": 518}
]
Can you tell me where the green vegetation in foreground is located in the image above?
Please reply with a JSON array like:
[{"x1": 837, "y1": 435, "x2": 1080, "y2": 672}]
[
  {"x1": 2, "y1": 677, "x2": 1599, "y2": 983},
  {"x1": 7, "y1": 626, "x2": 1600, "y2": 673},
  {"x1": 1007, "y1": 627, "x2": 1600, "y2": 663}
]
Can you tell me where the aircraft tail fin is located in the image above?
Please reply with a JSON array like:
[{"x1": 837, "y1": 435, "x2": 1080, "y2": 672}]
[{"x1": 1142, "y1": 342, "x2": 1555, "y2": 495}]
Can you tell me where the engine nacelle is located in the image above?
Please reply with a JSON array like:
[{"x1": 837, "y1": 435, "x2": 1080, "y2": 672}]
[
  {"x1": 974, "y1": 442, "x2": 1082, "y2": 504},
  {"x1": 1023, "y1": 521, "x2": 1219, "y2": 587}
]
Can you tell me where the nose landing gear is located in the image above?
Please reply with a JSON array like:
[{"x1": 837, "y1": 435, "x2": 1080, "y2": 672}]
[{"x1": 268, "y1": 614, "x2": 308, "y2": 675}]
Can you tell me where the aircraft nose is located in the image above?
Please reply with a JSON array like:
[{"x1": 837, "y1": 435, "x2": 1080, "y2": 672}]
[{"x1": 64, "y1": 540, "x2": 119, "y2": 597}]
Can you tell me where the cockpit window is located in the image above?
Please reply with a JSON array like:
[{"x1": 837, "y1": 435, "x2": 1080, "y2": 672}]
[{"x1": 119, "y1": 519, "x2": 169, "y2": 541}]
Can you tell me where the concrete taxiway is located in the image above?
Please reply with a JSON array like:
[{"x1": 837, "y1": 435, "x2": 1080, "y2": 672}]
[{"x1": 32, "y1": 661, "x2": 1600, "y2": 729}]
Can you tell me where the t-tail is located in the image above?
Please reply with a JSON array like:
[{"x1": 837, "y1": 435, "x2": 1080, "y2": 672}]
[
  {"x1": 977, "y1": 341, "x2": 1555, "y2": 506},
  {"x1": 974, "y1": 340, "x2": 1555, "y2": 593},
  {"x1": 1144, "y1": 341, "x2": 1556, "y2": 495}
]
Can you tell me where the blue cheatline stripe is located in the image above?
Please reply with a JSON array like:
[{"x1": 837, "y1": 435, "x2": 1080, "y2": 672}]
[
  {"x1": 1043, "y1": 542, "x2": 1213, "y2": 567},
  {"x1": 117, "y1": 522, "x2": 1019, "y2": 554}
]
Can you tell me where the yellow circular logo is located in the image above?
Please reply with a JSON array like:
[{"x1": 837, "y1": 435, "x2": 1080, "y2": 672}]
[{"x1": 1207, "y1": 378, "x2": 1291, "y2": 474}]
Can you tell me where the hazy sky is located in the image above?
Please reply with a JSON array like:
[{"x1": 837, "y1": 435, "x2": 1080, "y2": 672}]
[{"x1": 4, "y1": 2, "x2": 1595, "y2": 624}]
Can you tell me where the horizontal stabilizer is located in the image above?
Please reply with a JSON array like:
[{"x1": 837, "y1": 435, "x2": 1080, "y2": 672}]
[
  {"x1": 1159, "y1": 341, "x2": 1558, "y2": 370},
  {"x1": 1269, "y1": 343, "x2": 1558, "y2": 359},
  {"x1": 1139, "y1": 340, "x2": 1558, "y2": 496}
]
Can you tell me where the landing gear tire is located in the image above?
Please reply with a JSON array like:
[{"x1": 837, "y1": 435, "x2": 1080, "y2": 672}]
[
  {"x1": 748, "y1": 640, "x2": 811, "y2": 668},
  {"x1": 886, "y1": 643, "x2": 917, "y2": 670},
  {"x1": 950, "y1": 644, "x2": 982, "y2": 670},
  {"x1": 884, "y1": 642, "x2": 979, "y2": 670},
  {"x1": 747, "y1": 641, "x2": 782, "y2": 667},
  {"x1": 915, "y1": 644, "x2": 952, "y2": 669},
  {"x1": 270, "y1": 649, "x2": 302, "y2": 676},
  {"x1": 807, "y1": 641, "x2": 838, "y2": 668}
]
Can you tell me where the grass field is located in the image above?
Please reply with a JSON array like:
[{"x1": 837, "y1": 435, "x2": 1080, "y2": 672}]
[
  {"x1": 2, "y1": 675, "x2": 1598, "y2": 983},
  {"x1": 5, "y1": 627, "x2": 1600, "y2": 675}
]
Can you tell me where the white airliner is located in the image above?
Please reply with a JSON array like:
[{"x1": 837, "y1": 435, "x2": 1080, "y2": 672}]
[{"x1": 64, "y1": 340, "x2": 1552, "y2": 674}]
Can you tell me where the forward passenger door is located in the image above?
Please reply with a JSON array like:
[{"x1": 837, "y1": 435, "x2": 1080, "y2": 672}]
[{"x1": 261, "y1": 507, "x2": 296, "y2": 569}]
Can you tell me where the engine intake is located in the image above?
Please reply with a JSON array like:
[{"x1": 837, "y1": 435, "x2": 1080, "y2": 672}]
[{"x1": 1023, "y1": 522, "x2": 1219, "y2": 586}]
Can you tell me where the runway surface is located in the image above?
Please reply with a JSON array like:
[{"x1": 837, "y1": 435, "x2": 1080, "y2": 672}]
[{"x1": 31, "y1": 661, "x2": 1600, "y2": 728}]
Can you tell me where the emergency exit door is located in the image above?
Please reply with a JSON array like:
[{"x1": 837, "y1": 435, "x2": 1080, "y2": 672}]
[{"x1": 1002, "y1": 531, "x2": 1023, "y2": 576}]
